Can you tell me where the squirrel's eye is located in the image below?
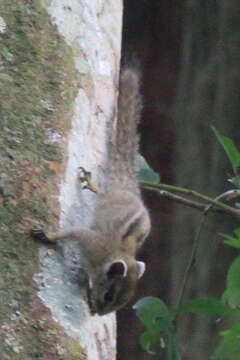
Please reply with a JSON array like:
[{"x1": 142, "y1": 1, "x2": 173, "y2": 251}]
[{"x1": 104, "y1": 284, "x2": 115, "y2": 303}]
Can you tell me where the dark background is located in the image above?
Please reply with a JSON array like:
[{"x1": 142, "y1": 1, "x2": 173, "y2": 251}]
[{"x1": 118, "y1": 1, "x2": 240, "y2": 359}]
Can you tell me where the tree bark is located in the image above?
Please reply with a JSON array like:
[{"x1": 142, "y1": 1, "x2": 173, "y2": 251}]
[{"x1": 0, "y1": 1, "x2": 122, "y2": 359}]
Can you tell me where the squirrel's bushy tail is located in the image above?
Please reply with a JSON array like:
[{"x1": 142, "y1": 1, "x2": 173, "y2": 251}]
[
  {"x1": 108, "y1": 67, "x2": 142, "y2": 191},
  {"x1": 116, "y1": 67, "x2": 142, "y2": 166}
]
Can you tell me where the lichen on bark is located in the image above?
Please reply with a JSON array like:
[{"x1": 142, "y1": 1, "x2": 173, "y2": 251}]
[{"x1": 0, "y1": 0, "x2": 80, "y2": 358}]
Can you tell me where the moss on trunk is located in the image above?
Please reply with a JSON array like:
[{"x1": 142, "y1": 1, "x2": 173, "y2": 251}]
[{"x1": 0, "y1": 1, "x2": 84, "y2": 358}]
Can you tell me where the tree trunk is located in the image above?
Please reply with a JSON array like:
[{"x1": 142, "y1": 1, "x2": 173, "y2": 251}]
[{"x1": 0, "y1": 1, "x2": 122, "y2": 359}]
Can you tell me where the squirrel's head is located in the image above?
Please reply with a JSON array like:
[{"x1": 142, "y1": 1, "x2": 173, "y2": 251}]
[
  {"x1": 77, "y1": 194, "x2": 150, "y2": 315},
  {"x1": 87, "y1": 257, "x2": 145, "y2": 315}
]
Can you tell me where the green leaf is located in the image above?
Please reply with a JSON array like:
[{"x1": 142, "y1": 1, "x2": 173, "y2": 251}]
[
  {"x1": 224, "y1": 237, "x2": 240, "y2": 249},
  {"x1": 176, "y1": 297, "x2": 233, "y2": 317},
  {"x1": 221, "y1": 322, "x2": 240, "y2": 339},
  {"x1": 220, "y1": 229, "x2": 240, "y2": 248},
  {"x1": 229, "y1": 176, "x2": 240, "y2": 189},
  {"x1": 234, "y1": 228, "x2": 240, "y2": 238},
  {"x1": 136, "y1": 155, "x2": 160, "y2": 184},
  {"x1": 134, "y1": 297, "x2": 172, "y2": 355},
  {"x1": 134, "y1": 296, "x2": 170, "y2": 330},
  {"x1": 225, "y1": 256, "x2": 240, "y2": 308},
  {"x1": 214, "y1": 337, "x2": 240, "y2": 360},
  {"x1": 213, "y1": 322, "x2": 240, "y2": 360},
  {"x1": 212, "y1": 127, "x2": 240, "y2": 175},
  {"x1": 140, "y1": 331, "x2": 162, "y2": 355},
  {"x1": 220, "y1": 234, "x2": 240, "y2": 249}
]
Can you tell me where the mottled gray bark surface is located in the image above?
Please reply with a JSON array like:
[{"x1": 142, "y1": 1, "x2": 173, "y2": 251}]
[{"x1": 0, "y1": 1, "x2": 122, "y2": 359}]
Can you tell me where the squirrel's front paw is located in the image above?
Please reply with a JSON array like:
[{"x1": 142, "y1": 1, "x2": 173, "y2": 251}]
[
  {"x1": 78, "y1": 166, "x2": 98, "y2": 193},
  {"x1": 31, "y1": 228, "x2": 51, "y2": 244}
]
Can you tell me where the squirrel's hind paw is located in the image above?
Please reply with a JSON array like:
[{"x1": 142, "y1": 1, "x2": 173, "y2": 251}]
[{"x1": 31, "y1": 228, "x2": 52, "y2": 244}]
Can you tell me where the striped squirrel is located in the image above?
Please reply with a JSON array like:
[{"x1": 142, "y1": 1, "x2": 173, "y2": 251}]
[{"x1": 32, "y1": 67, "x2": 151, "y2": 315}]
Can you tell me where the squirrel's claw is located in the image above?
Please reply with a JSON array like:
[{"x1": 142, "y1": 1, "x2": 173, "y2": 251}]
[
  {"x1": 78, "y1": 166, "x2": 98, "y2": 193},
  {"x1": 31, "y1": 228, "x2": 52, "y2": 244}
]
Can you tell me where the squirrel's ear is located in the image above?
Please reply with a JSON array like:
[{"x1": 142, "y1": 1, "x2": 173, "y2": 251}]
[
  {"x1": 106, "y1": 259, "x2": 128, "y2": 279},
  {"x1": 137, "y1": 261, "x2": 146, "y2": 278}
]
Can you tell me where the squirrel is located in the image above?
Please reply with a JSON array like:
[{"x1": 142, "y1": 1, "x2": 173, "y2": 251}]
[{"x1": 32, "y1": 67, "x2": 151, "y2": 316}]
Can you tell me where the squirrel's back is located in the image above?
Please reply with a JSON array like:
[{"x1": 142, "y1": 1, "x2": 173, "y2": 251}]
[{"x1": 108, "y1": 67, "x2": 142, "y2": 193}]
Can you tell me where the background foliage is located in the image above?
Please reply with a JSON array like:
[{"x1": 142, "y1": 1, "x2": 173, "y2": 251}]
[{"x1": 136, "y1": 131, "x2": 240, "y2": 359}]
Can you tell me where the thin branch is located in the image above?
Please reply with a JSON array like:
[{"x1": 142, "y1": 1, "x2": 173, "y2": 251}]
[
  {"x1": 143, "y1": 185, "x2": 240, "y2": 322},
  {"x1": 141, "y1": 182, "x2": 240, "y2": 220},
  {"x1": 175, "y1": 215, "x2": 206, "y2": 316},
  {"x1": 174, "y1": 192, "x2": 240, "y2": 316},
  {"x1": 204, "y1": 189, "x2": 240, "y2": 215},
  {"x1": 144, "y1": 187, "x2": 228, "y2": 214}
]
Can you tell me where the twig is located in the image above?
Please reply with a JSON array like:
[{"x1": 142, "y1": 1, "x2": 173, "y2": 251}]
[
  {"x1": 174, "y1": 193, "x2": 239, "y2": 316},
  {"x1": 141, "y1": 182, "x2": 240, "y2": 322},
  {"x1": 144, "y1": 187, "x2": 228, "y2": 214},
  {"x1": 142, "y1": 184, "x2": 240, "y2": 322},
  {"x1": 175, "y1": 215, "x2": 206, "y2": 315},
  {"x1": 141, "y1": 182, "x2": 240, "y2": 220},
  {"x1": 204, "y1": 189, "x2": 240, "y2": 215}
]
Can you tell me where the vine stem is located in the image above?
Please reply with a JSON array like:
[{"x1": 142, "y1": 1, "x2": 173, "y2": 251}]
[
  {"x1": 175, "y1": 215, "x2": 206, "y2": 315},
  {"x1": 142, "y1": 183, "x2": 240, "y2": 324},
  {"x1": 141, "y1": 182, "x2": 240, "y2": 220},
  {"x1": 175, "y1": 190, "x2": 240, "y2": 311}
]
